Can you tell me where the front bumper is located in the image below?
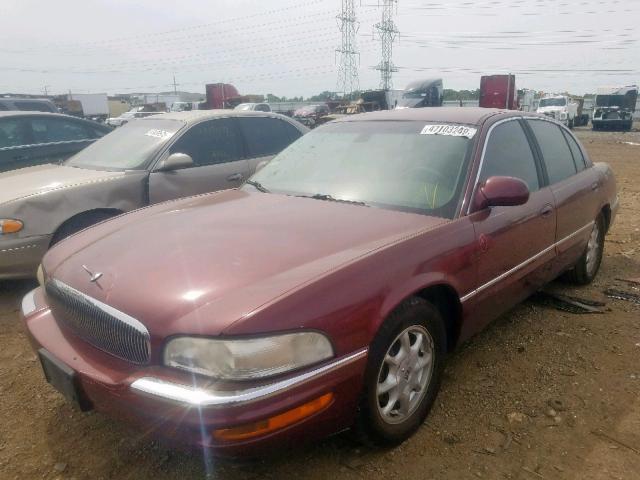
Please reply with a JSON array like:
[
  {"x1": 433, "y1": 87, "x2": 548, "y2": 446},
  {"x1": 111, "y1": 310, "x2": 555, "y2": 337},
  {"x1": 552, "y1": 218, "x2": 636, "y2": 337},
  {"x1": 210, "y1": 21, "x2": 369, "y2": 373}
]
[
  {"x1": 0, "y1": 234, "x2": 51, "y2": 279},
  {"x1": 21, "y1": 288, "x2": 368, "y2": 455}
]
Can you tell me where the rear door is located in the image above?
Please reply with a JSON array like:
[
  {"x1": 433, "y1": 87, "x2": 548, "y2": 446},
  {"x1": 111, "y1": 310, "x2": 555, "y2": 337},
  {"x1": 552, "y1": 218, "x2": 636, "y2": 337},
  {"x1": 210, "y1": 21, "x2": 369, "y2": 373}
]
[
  {"x1": 237, "y1": 116, "x2": 303, "y2": 174},
  {"x1": 148, "y1": 117, "x2": 249, "y2": 203},
  {"x1": 464, "y1": 118, "x2": 556, "y2": 336},
  {"x1": 525, "y1": 119, "x2": 601, "y2": 274}
]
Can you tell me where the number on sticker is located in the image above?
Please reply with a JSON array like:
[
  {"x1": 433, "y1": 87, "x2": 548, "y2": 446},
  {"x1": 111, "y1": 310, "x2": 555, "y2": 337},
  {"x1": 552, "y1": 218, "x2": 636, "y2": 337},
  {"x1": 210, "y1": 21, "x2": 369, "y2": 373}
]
[{"x1": 420, "y1": 124, "x2": 477, "y2": 139}]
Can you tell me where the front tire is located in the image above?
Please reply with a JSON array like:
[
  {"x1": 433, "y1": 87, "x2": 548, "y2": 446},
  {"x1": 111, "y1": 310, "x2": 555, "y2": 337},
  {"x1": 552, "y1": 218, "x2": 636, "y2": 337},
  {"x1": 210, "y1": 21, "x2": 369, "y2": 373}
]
[
  {"x1": 356, "y1": 297, "x2": 446, "y2": 446},
  {"x1": 564, "y1": 213, "x2": 605, "y2": 285}
]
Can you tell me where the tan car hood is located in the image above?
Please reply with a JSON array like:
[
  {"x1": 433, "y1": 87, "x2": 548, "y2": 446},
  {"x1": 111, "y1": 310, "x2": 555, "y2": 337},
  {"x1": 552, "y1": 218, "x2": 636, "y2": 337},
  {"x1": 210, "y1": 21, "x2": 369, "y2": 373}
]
[{"x1": 0, "y1": 164, "x2": 124, "y2": 206}]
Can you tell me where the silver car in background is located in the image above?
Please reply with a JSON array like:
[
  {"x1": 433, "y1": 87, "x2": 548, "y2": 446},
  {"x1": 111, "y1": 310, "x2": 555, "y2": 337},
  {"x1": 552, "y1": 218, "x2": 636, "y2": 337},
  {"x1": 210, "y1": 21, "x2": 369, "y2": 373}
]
[{"x1": 0, "y1": 110, "x2": 307, "y2": 279}]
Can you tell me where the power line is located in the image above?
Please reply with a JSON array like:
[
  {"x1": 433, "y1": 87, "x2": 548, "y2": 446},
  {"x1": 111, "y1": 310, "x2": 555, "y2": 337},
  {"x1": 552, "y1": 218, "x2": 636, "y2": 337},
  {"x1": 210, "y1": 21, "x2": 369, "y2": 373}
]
[
  {"x1": 374, "y1": 0, "x2": 399, "y2": 90},
  {"x1": 336, "y1": 0, "x2": 360, "y2": 97}
]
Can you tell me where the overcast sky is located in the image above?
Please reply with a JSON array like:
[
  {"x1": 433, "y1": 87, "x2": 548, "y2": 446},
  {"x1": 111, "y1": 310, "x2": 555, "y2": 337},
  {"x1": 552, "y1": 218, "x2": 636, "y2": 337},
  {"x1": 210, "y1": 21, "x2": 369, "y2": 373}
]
[{"x1": 0, "y1": 0, "x2": 638, "y2": 97}]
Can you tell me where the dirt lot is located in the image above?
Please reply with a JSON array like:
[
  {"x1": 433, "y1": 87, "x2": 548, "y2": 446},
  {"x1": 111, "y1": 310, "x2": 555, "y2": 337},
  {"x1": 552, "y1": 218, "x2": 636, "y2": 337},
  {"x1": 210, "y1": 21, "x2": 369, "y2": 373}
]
[{"x1": 1, "y1": 128, "x2": 639, "y2": 480}]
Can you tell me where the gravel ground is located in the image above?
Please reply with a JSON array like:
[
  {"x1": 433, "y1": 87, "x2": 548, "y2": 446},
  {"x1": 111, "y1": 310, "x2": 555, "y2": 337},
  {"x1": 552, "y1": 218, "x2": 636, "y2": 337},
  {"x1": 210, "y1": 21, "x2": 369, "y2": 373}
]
[{"x1": 1, "y1": 128, "x2": 639, "y2": 480}]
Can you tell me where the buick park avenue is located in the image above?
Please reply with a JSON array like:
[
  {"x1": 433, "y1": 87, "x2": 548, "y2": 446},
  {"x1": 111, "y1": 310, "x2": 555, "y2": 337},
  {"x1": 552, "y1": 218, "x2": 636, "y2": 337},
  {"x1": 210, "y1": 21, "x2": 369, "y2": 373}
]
[{"x1": 22, "y1": 108, "x2": 618, "y2": 455}]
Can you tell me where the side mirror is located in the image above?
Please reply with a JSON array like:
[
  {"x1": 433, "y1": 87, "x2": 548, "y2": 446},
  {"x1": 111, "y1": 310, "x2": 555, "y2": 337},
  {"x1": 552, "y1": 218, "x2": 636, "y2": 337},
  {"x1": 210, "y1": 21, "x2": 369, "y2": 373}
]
[
  {"x1": 472, "y1": 176, "x2": 530, "y2": 211},
  {"x1": 156, "y1": 153, "x2": 194, "y2": 172}
]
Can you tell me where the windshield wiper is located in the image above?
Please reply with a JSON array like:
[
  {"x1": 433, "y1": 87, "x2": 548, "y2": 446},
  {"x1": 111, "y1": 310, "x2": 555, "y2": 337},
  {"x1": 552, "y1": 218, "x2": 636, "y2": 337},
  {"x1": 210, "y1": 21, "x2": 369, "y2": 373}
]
[
  {"x1": 245, "y1": 179, "x2": 270, "y2": 193},
  {"x1": 299, "y1": 193, "x2": 368, "y2": 207}
]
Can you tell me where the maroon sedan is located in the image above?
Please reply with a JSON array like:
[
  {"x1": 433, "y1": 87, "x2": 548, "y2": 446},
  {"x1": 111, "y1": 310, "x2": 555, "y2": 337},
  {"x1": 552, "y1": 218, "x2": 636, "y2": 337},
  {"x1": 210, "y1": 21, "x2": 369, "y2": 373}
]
[{"x1": 22, "y1": 108, "x2": 618, "y2": 455}]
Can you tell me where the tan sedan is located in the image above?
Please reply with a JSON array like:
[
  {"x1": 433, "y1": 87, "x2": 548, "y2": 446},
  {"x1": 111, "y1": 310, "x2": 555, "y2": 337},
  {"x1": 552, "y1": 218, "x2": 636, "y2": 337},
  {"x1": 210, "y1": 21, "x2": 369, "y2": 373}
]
[{"x1": 0, "y1": 110, "x2": 307, "y2": 279}]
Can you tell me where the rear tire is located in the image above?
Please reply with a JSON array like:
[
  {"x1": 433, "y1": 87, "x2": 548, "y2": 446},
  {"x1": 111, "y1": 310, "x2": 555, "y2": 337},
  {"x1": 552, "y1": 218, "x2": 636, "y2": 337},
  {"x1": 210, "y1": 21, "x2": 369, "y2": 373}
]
[
  {"x1": 564, "y1": 213, "x2": 605, "y2": 285},
  {"x1": 356, "y1": 297, "x2": 446, "y2": 446},
  {"x1": 50, "y1": 211, "x2": 118, "y2": 246}
]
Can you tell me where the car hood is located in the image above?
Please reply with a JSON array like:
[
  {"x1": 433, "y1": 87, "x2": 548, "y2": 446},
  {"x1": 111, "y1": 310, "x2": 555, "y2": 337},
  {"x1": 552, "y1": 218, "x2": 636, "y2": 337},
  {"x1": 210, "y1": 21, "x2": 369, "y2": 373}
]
[
  {"x1": 46, "y1": 189, "x2": 446, "y2": 337},
  {"x1": 0, "y1": 164, "x2": 124, "y2": 207}
]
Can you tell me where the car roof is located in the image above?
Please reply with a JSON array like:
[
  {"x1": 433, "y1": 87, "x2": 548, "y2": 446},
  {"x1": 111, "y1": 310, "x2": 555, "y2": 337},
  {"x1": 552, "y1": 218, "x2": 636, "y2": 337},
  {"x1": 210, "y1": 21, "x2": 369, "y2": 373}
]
[
  {"x1": 145, "y1": 109, "x2": 292, "y2": 125},
  {"x1": 0, "y1": 111, "x2": 78, "y2": 119},
  {"x1": 0, "y1": 98, "x2": 53, "y2": 104},
  {"x1": 333, "y1": 107, "x2": 519, "y2": 126}
]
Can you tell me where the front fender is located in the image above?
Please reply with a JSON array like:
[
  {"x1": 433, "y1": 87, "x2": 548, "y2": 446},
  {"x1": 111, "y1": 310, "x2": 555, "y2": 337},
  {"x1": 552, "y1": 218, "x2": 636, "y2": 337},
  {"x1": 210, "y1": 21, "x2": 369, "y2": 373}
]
[{"x1": 7, "y1": 172, "x2": 148, "y2": 238}]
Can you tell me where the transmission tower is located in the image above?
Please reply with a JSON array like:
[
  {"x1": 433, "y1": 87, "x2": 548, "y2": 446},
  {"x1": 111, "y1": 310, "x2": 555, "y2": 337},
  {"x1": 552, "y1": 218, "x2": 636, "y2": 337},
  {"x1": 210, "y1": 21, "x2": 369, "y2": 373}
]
[
  {"x1": 336, "y1": 0, "x2": 359, "y2": 98},
  {"x1": 374, "y1": 0, "x2": 399, "y2": 90}
]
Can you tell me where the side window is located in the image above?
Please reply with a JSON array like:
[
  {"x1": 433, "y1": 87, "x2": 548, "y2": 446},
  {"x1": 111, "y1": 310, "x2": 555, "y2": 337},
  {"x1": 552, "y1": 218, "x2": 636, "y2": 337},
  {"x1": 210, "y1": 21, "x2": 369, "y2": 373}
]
[
  {"x1": 169, "y1": 118, "x2": 243, "y2": 166},
  {"x1": 480, "y1": 120, "x2": 540, "y2": 192},
  {"x1": 256, "y1": 104, "x2": 270, "y2": 112},
  {"x1": 0, "y1": 118, "x2": 28, "y2": 148},
  {"x1": 238, "y1": 117, "x2": 302, "y2": 157},
  {"x1": 17, "y1": 101, "x2": 55, "y2": 112},
  {"x1": 30, "y1": 118, "x2": 91, "y2": 143},
  {"x1": 527, "y1": 120, "x2": 577, "y2": 184},
  {"x1": 561, "y1": 129, "x2": 586, "y2": 172}
]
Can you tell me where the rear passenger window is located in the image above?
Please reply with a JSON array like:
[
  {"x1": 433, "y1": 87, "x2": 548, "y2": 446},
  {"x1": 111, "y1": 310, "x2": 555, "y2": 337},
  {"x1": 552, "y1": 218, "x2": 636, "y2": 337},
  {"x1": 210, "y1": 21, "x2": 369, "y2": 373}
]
[
  {"x1": 561, "y1": 130, "x2": 586, "y2": 172},
  {"x1": 238, "y1": 117, "x2": 302, "y2": 157},
  {"x1": 480, "y1": 120, "x2": 539, "y2": 192},
  {"x1": 527, "y1": 120, "x2": 577, "y2": 183}
]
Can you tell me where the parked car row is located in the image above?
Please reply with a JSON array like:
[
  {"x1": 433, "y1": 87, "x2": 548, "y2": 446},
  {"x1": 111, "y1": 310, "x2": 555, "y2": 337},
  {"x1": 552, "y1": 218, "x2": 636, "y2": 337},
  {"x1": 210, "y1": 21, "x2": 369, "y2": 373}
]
[{"x1": 7, "y1": 108, "x2": 618, "y2": 456}]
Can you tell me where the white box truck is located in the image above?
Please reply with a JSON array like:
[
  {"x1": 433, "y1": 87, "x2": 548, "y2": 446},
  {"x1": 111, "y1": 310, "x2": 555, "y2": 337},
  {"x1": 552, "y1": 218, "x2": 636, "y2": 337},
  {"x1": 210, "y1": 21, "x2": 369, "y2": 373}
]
[{"x1": 69, "y1": 93, "x2": 109, "y2": 121}]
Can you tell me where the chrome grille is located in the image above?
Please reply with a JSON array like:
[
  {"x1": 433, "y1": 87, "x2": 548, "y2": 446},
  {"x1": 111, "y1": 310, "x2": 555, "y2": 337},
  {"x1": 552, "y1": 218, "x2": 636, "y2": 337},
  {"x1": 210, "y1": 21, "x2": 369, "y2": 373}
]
[{"x1": 46, "y1": 279, "x2": 150, "y2": 364}]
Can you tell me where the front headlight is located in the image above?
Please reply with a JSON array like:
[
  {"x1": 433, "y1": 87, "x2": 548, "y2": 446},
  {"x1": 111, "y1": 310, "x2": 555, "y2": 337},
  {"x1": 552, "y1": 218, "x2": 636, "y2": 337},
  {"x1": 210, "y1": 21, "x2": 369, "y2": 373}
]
[
  {"x1": 0, "y1": 219, "x2": 23, "y2": 234},
  {"x1": 560, "y1": 112, "x2": 567, "y2": 119},
  {"x1": 164, "y1": 332, "x2": 334, "y2": 380}
]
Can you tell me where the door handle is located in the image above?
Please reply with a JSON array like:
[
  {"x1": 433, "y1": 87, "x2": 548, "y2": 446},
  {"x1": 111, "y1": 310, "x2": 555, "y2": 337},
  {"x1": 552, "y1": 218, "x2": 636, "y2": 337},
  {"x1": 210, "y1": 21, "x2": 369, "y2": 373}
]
[
  {"x1": 226, "y1": 173, "x2": 243, "y2": 182},
  {"x1": 540, "y1": 204, "x2": 554, "y2": 218}
]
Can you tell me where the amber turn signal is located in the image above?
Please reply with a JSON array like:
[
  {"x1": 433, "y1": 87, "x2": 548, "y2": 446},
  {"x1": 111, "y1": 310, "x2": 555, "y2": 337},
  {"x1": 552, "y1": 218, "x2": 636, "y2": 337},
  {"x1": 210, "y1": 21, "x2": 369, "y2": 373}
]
[
  {"x1": 213, "y1": 392, "x2": 334, "y2": 442},
  {"x1": 0, "y1": 219, "x2": 23, "y2": 234}
]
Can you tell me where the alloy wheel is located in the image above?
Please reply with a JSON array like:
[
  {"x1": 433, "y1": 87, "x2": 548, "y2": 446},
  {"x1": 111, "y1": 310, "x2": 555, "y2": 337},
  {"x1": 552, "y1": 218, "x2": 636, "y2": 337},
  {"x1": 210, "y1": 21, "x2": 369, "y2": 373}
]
[{"x1": 376, "y1": 325, "x2": 434, "y2": 425}]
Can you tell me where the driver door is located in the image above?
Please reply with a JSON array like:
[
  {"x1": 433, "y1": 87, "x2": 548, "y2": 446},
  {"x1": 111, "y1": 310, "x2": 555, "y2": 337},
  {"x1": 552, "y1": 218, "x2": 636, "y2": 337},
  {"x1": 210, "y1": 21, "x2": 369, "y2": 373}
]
[
  {"x1": 148, "y1": 118, "x2": 249, "y2": 204},
  {"x1": 462, "y1": 118, "x2": 556, "y2": 337}
]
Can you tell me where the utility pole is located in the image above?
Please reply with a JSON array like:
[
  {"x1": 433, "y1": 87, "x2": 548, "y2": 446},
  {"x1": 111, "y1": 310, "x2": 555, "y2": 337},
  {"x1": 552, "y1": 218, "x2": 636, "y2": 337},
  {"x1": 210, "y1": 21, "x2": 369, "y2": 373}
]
[
  {"x1": 43, "y1": 85, "x2": 51, "y2": 97},
  {"x1": 172, "y1": 75, "x2": 179, "y2": 94},
  {"x1": 336, "y1": 0, "x2": 359, "y2": 98},
  {"x1": 374, "y1": 0, "x2": 399, "y2": 91}
]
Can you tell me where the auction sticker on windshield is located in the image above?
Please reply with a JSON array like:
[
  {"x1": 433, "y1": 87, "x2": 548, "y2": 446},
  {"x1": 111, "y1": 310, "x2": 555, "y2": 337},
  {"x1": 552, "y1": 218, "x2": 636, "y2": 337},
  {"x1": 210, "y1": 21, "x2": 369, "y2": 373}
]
[
  {"x1": 145, "y1": 129, "x2": 174, "y2": 140},
  {"x1": 420, "y1": 124, "x2": 477, "y2": 138}
]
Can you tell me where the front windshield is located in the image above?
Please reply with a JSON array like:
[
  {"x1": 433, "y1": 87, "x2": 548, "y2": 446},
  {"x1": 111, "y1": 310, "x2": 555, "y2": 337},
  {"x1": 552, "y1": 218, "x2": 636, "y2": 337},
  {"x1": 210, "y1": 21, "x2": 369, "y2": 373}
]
[
  {"x1": 248, "y1": 121, "x2": 474, "y2": 219},
  {"x1": 65, "y1": 118, "x2": 184, "y2": 171},
  {"x1": 595, "y1": 93, "x2": 637, "y2": 108},
  {"x1": 539, "y1": 97, "x2": 566, "y2": 107}
]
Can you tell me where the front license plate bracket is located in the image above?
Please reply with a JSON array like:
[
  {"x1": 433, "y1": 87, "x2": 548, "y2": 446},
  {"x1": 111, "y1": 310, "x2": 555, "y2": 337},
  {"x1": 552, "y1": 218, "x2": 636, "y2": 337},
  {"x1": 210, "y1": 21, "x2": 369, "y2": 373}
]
[{"x1": 38, "y1": 349, "x2": 92, "y2": 411}]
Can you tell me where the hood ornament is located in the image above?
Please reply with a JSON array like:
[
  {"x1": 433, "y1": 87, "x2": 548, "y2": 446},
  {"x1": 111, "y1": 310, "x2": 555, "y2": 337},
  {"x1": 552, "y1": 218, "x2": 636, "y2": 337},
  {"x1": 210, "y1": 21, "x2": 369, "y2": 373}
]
[{"x1": 82, "y1": 265, "x2": 104, "y2": 283}]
